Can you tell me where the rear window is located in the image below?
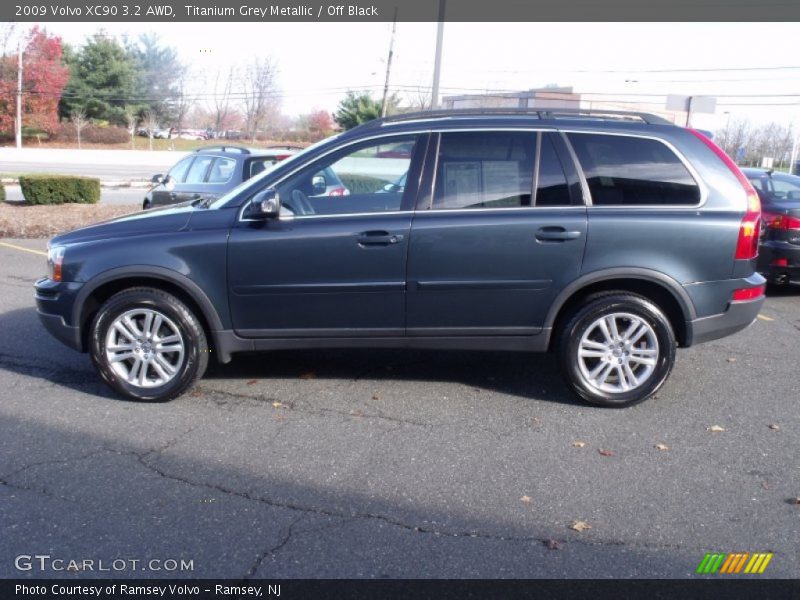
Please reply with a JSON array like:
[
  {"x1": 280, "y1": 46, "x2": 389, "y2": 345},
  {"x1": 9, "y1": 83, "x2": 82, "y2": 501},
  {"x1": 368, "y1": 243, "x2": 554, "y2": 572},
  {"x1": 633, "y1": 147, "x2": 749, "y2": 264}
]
[{"x1": 567, "y1": 133, "x2": 701, "y2": 206}]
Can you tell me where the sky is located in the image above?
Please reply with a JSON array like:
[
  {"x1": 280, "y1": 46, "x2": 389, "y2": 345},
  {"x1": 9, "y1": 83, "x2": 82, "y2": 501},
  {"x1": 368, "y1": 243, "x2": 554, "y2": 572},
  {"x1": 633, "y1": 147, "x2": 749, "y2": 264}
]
[{"x1": 27, "y1": 21, "x2": 800, "y2": 130}]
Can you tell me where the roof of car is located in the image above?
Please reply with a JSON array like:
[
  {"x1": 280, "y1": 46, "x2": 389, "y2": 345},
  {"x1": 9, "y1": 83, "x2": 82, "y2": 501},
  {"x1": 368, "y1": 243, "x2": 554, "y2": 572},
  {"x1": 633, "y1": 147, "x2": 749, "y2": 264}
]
[{"x1": 193, "y1": 145, "x2": 298, "y2": 158}]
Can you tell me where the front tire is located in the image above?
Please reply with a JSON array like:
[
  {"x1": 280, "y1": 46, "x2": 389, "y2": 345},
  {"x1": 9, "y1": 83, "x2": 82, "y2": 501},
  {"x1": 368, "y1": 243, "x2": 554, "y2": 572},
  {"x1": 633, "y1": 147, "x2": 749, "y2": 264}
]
[
  {"x1": 89, "y1": 287, "x2": 208, "y2": 402},
  {"x1": 557, "y1": 293, "x2": 676, "y2": 407}
]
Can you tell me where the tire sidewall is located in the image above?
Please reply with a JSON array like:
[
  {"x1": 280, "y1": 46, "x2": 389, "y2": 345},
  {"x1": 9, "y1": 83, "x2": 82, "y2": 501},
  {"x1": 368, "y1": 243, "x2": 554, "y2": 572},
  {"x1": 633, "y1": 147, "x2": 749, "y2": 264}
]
[
  {"x1": 90, "y1": 290, "x2": 205, "y2": 402},
  {"x1": 560, "y1": 295, "x2": 676, "y2": 408}
]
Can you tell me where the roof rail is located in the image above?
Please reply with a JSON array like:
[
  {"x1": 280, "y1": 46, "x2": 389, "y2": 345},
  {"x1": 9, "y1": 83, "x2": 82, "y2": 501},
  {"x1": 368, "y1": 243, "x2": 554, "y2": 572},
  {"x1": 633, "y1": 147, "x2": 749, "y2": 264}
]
[
  {"x1": 195, "y1": 145, "x2": 251, "y2": 154},
  {"x1": 354, "y1": 107, "x2": 674, "y2": 130}
]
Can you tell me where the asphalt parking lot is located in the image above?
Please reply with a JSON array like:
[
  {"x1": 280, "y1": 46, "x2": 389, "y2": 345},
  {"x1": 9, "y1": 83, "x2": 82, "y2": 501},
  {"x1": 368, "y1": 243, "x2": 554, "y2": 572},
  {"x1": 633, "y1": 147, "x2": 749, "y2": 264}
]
[{"x1": 0, "y1": 238, "x2": 798, "y2": 579}]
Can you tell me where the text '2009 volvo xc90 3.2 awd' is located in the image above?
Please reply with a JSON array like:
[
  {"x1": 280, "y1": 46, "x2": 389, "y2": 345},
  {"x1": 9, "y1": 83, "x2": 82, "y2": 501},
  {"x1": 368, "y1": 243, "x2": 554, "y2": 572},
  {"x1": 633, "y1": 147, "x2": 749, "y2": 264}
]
[{"x1": 36, "y1": 108, "x2": 765, "y2": 407}]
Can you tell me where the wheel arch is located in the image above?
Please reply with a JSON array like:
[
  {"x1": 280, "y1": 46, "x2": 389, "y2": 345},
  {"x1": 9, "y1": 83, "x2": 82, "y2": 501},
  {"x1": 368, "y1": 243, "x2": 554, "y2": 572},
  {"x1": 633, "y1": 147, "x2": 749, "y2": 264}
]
[
  {"x1": 74, "y1": 266, "x2": 224, "y2": 357},
  {"x1": 546, "y1": 269, "x2": 696, "y2": 350}
]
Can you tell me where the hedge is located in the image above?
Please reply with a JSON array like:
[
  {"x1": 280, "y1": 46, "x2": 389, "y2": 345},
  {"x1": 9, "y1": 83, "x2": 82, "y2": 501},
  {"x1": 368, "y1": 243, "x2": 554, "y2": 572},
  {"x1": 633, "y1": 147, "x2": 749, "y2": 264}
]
[
  {"x1": 339, "y1": 173, "x2": 389, "y2": 195},
  {"x1": 19, "y1": 175, "x2": 101, "y2": 205},
  {"x1": 0, "y1": 182, "x2": 5, "y2": 202}
]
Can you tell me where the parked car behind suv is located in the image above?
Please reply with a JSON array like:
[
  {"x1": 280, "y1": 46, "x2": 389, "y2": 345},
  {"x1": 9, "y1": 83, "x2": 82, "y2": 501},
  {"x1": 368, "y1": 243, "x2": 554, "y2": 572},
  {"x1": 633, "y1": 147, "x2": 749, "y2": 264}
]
[
  {"x1": 36, "y1": 109, "x2": 765, "y2": 407},
  {"x1": 742, "y1": 168, "x2": 800, "y2": 286},
  {"x1": 143, "y1": 146, "x2": 300, "y2": 209}
]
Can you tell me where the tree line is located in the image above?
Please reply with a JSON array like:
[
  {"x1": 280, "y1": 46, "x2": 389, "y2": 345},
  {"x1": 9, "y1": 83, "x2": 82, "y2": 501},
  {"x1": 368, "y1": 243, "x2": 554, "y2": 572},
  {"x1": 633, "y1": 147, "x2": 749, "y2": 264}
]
[{"x1": 714, "y1": 118, "x2": 795, "y2": 168}]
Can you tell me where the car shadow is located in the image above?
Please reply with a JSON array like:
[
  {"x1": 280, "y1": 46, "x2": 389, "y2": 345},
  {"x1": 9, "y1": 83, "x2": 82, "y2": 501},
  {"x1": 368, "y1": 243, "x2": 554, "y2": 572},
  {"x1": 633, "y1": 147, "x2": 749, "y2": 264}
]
[{"x1": 0, "y1": 306, "x2": 581, "y2": 407}]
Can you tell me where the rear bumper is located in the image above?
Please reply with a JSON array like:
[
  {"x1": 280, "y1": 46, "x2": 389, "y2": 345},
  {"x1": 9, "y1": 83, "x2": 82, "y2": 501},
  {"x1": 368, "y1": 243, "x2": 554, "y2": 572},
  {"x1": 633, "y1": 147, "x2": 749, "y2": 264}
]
[
  {"x1": 757, "y1": 241, "x2": 800, "y2": 285},
  {"x1": 688, "y1": 296, "x2": 764, "y2": 346}
]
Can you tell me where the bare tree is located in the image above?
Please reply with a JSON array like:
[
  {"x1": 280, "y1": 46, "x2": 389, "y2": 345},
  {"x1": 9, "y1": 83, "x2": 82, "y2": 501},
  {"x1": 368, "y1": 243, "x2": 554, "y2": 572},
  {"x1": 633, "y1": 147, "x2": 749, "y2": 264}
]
[
  {"x1": 242, "y1": 58, "x2": 279, "y2": 142},
  {"x1": 70, "y1": 108, "x2": 88, "y2": 150},
  {"x1": 142, "y1": 110, "x2": 159, "y2": 151},
  {"x1": 404, "y1": 86, "x2": 432, "y2": 111},
  {"x1": 209, "y1": 67, "x2": 235, "y2": 136},
  {"x1": 174, "y1": 72, "x2": 196, "y2": 133},
  {"x1": 124, "y1": 106, "x2": 138, "y2": 150}
]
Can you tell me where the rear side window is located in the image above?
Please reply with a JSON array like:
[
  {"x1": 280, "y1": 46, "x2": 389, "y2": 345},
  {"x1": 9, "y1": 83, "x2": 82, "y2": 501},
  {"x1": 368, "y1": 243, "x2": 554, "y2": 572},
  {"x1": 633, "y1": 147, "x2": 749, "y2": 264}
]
[
  {"x1": 207, "y1": 157, "x2": 236, "y2": 184},
  {"x1": 433, "y1": 131, "x2": 535, "y2": 209},
  {"x1": 567, "y1": 133, "x2": 701, "y2": 206}
]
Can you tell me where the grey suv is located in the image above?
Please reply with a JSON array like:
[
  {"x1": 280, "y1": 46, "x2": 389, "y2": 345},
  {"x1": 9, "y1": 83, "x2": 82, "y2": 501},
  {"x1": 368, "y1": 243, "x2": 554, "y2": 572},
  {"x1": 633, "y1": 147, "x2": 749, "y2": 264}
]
[{"x1": 36, "y1": 109, "x2": 765, "y2": 407}]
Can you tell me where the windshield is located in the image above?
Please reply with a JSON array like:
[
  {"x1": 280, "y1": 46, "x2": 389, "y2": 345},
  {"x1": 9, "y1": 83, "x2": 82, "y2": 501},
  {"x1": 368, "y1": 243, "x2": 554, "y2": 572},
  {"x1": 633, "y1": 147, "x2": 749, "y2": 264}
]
[{"x1": 207, "y1": 134, "x2": 343, "y2": 209}]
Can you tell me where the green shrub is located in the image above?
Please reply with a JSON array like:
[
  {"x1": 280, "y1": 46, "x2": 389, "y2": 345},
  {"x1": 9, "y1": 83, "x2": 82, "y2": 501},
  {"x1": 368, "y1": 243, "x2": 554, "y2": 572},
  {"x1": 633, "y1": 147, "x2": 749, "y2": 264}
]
[
  {"x1": 0, "y1": 182, "x2": 5, "y2": 202},
  {"x1": 19, "y1": 175, "x2": 101, "y2": 205},
  {"x1": 339, "y1": 173, "x2": 388, "y2": 194}
]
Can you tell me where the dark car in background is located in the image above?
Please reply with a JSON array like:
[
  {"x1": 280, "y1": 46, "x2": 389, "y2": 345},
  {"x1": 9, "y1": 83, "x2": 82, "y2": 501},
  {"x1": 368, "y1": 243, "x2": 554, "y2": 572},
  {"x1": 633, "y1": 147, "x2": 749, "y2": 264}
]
[
  {"x1": 143, "y1": 146, "x2": 297, "y2": 209},
  {"x1": 37, "y1": 108, "x2": 765, "y2": 407},
  {"x1": 145, "y1": 146, "x2": 349, "y2": 209},
  {"x1": 743, "y1": 168, "x2": 800, "y2": 286}
]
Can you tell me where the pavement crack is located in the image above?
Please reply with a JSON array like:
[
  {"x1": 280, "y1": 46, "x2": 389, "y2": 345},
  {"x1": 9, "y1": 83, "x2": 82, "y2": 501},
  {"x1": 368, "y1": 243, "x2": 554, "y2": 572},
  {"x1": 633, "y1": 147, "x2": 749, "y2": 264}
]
[{"x1": 245, "y1": 515, "x2": 306, "y2": 579}]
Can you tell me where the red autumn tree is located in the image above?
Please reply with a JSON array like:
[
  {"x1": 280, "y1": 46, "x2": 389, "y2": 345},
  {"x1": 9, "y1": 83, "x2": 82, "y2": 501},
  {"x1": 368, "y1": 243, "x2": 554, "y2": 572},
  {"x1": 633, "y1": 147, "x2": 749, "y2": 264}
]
[
  {"x1": 0, "y1": 27, "x2": 69, "y2": 136},
  {"x1": 307, "y1": 109, "x2": 333, "y2": 133}
]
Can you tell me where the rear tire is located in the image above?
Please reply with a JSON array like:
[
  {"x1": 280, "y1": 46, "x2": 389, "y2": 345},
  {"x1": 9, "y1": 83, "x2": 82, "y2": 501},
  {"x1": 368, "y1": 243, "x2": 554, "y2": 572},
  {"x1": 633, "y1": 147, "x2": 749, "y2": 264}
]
[
  {"x1": 89, "y1": 287, "x2": 208, "y2": 402},
  {"x1": 557, "y1": 292, "x2": 676, "y2": 408}
]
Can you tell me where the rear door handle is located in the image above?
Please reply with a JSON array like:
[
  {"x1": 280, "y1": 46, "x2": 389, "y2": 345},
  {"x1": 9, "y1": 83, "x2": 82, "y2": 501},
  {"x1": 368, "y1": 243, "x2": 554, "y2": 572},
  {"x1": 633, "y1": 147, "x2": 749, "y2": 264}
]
[
  {"x1": 357, "y1": 231, "x2": 404, "y2": 246},
  {"x1": 535, "y1": 227, "x2": 582, "y2": 242}
]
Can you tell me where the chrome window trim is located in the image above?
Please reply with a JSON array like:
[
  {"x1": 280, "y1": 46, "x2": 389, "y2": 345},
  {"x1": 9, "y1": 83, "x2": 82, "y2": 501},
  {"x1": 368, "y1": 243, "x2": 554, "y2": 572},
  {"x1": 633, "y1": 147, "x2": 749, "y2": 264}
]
[{"x1": 560, "y1": 129, "x2": 709, "y2": 210}]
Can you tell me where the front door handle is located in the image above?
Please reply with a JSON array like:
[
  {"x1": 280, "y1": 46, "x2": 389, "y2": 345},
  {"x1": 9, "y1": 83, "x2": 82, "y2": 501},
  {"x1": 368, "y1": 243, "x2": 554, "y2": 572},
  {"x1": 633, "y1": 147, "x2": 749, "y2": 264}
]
[
  {"x1": 535, "y1": 227, "x2": 582, "y2": 242},
  {"x1": 357, "y1": 231, "x2": 404, "y2": 246}
]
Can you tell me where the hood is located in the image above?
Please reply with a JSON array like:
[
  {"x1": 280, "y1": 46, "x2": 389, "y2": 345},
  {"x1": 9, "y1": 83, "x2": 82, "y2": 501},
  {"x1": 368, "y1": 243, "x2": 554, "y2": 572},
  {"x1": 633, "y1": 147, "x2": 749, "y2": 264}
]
[{"x1": 50, "y1": 202, "x2": 196, "y2": 246}]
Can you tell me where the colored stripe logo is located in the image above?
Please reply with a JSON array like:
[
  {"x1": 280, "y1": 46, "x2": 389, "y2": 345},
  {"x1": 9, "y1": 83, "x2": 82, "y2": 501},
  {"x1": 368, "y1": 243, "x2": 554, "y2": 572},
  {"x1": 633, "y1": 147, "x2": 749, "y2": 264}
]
[{"x1": 696, "y1": 552, "x2": 773, "y2": 574}]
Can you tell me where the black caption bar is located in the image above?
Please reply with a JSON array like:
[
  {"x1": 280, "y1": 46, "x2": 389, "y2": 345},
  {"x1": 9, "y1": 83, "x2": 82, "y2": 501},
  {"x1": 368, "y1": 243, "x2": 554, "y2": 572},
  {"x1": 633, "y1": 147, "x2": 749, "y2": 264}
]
[
  {"x1": 4, "y1": 579, "x2": 800, "y2": 600},
  {"x1": 5, "y1": 0, "x2": 800, "y2": 22}
]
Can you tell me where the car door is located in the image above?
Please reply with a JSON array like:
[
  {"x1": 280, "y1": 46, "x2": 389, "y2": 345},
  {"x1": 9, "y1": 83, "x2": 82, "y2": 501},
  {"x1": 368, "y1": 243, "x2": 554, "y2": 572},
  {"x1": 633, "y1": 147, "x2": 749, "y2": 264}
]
[
  {"x1": 227, "y1": 134, "x2": 428, "y2": 337},
  {"x1": 406, "y1": 130, "x2": 587, "y2": 337},
  {"x1": 169, "y1": 154, "x2": 215, "y2": 205},
  {"x1": 151, "y1": 156, "x2": 193, "y2": 207}
]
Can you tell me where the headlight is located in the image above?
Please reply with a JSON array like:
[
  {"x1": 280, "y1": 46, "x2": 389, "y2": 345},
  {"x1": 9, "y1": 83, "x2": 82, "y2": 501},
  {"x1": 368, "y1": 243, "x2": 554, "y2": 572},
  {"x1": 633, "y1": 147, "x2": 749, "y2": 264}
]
[{"x1": 47, "y1": 246, "x2": 65, "y2": 282}]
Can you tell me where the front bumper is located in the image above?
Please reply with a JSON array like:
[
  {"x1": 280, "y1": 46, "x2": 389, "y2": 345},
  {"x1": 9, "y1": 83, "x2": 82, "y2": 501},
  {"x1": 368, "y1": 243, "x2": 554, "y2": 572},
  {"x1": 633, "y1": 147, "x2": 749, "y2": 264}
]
[{"x1": 35, "y1": 278, "x2": 84, "y2": 352}]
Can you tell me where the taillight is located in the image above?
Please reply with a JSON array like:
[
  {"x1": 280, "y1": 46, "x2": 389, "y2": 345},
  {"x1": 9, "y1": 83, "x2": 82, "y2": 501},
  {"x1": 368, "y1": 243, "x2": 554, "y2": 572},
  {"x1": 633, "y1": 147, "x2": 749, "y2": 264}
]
[
  {"x1": 329, "y1": 186, "x2": 349, "y2": 197},
  {"x1": 688, "y1": 129, "x2": 761, "y2": 260},
  {"x1": 765, "y1": 213, "x2": 800, "y2": 231},
  {"x1": 275, "y1": 154, "x2": 290, "y2": 161},
  {"x1": 732, "y1": 285, "x2": 765, "y2": 301}
]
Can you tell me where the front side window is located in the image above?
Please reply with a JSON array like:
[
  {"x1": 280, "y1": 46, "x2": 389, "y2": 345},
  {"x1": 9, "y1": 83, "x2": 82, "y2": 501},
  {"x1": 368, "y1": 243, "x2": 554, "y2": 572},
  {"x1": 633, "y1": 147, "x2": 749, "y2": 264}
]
[
  {"x1": 167, "y1": 157, "x2": 194, "y2": 183},
  {"x1": 432, "y1": 131, "x2": 535, "y2": 209},
  {"x1": 184, "y1": 155, "x2": 214, "y2": 184},
  {"x1": 567, "y1": 133, "x2": 701, "y2": 206},
  {"x1": 275, "y1": 137, "x2": 418, "y2": 216}
]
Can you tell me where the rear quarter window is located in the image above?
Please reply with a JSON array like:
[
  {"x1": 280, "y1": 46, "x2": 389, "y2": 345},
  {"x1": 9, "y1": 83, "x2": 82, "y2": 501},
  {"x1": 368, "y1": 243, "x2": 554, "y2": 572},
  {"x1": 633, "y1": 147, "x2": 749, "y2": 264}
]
[{"x1": 567, "y1": 133, "x2": 701, "y2": 206}]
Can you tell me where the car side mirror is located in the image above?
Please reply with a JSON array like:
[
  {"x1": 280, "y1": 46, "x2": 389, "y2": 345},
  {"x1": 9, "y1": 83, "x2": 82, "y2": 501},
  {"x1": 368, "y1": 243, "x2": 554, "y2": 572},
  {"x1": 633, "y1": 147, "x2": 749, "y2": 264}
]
[
  {"x1": 249, "y1": 189, "x2": 281, "y2": 219},
  {"x1": 312, "y1": 174, "x2": 327, "y2": 195},
  {"x1": 151, "y1": 174, "x2": 164, "y2": 184}
]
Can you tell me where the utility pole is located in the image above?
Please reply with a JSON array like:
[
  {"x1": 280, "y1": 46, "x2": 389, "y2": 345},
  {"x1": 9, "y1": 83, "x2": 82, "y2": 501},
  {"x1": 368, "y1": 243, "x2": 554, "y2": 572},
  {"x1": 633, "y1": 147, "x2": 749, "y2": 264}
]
[
  {"x1": 430, "y1": 0, "x2": 445, "y2": 110},
  {"x1": 684, "y1": 96, "x2": 694, "y2": 128},
  {"x1": 380, "y1": 8, "x2": 398, "y2": 118},
  {"x1": 790, "y1": 123, "x2": 800, "y2": 176},
  {"x1": 15, "y1": 40, "x2": 22, "y2": 149}
]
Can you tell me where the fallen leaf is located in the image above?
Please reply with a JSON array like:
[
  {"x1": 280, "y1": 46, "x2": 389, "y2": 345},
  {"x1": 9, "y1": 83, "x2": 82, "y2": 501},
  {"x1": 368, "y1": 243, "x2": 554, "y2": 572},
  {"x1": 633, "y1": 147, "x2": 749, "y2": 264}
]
[
  {"x1": 189, "y1": 389, "x2": 203, "y2": 397},
  {"x1": 274, "y1": 414, "x2": 285, "y2": 423},
  {"x1": 246, "y1": 379, "x2": 258, "y2": 386},
  {"x1": 726, "y1": 357, "x2": 737, "y2": 363},
  {"x1": 655, "y1": 443, "x2": 669, "y2": 451},
  {"x1": 768, "y1": 423, "x2": 780, "y2": 431},
  {"x1": 351, "y1": 410, "x2": 364, "y2": 417},
  {"x1": 598, "y1": 449, "x2": 615, "y2": 457},
  {"x1": 520, "y1": 495, "x2": 533, "y2": 504},
  {"x1": 371, "y1": 393, "x2": 380, "y2": 400},
  {"x1": 569, "y1": 520, "x2": 591, "y2": 533},
  {"x1": 546, "y1": 539, "x2": 562, "y2": 550},
  {"x1": 707, "y1": 425, "x2": 727, "y2": 433},
  {"x1": 299, "y1": 372, "x2": 316, "y2": 380},
  {"x1": 271, "y1": 401, "x2": 284, "y2": 408},
  {"x1": 761, "y1": 480, "x2": 771, "y2": 490},
  {"x1": 572, "y1": 441, "x2": 587, "y2": 448}
]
